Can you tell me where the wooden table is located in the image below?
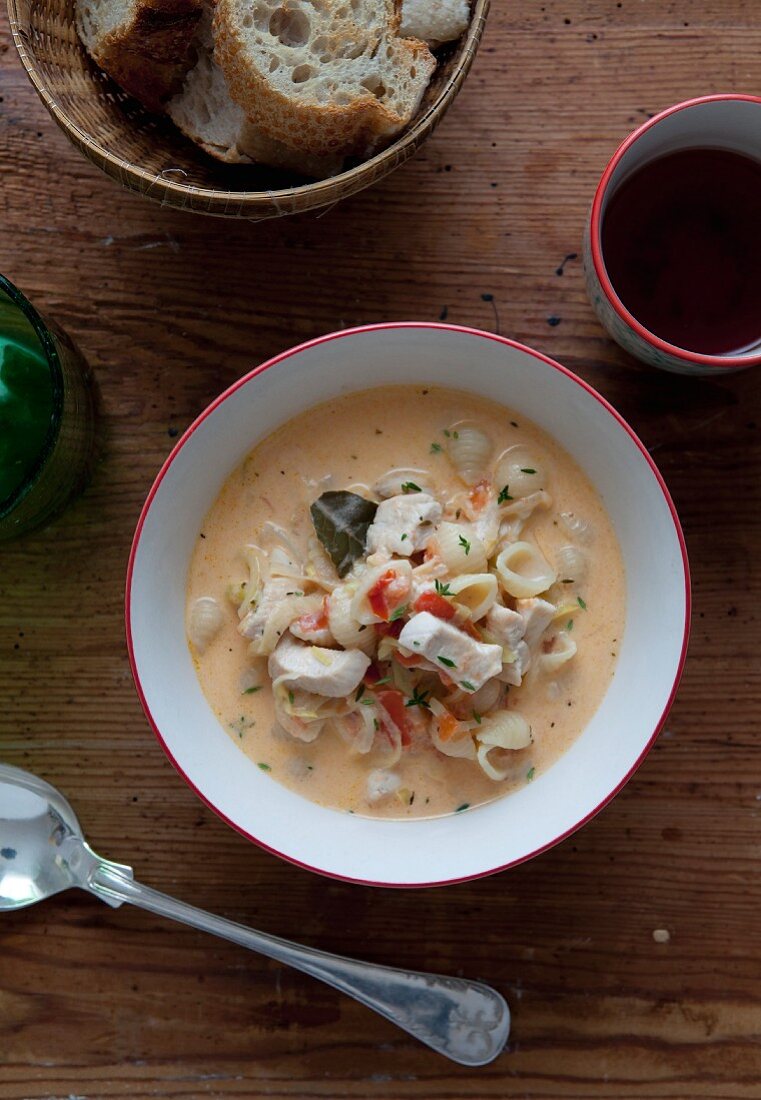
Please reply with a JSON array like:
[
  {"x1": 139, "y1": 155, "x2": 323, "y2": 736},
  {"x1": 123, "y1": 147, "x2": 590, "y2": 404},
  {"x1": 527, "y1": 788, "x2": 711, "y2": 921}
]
[{"x1": 2, "y1": 2, "x2": 760, "y2": 1097}]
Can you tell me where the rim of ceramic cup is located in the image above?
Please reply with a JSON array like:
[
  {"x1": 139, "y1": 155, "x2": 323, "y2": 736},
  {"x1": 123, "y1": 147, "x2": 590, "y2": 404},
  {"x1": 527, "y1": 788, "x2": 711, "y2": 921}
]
[
  {"x1": 125, "y1": 322, "x2": 692, "y2": 887},
  {"x1": 589, "y1": 93, "x2": 761, "y2": 371},
  {"x1": 0, "y1": 274, "x2": 64, "y2": 520}
]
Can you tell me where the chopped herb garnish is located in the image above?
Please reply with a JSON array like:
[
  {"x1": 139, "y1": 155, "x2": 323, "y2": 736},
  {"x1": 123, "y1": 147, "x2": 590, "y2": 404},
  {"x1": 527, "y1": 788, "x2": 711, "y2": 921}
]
[
  {"x1": 526, "y1": 766, "x2": 535, "y2": 782},
  {"x1": 361, "y1": 698, "x2": 375, "y2": 706},
  {"x1": 355, "y1": 683, "x2": 365, "y2": 702},
  {"x1": 434, "y1": 579, "x2": 452, "y2": 595},
  {"x1": 566, "y1": 620, "x2": 574, "y2": 632},
  {"x1": 401, "y1": 481, "x2": 421, "y2": 494},
  {"x1": 406, "y1": 687, "x2": 431, "y2": 710},
  {"x1": 437, "y1": 655, "x2": 456, "y2": 668},
  {"x1": 288, "y1": 690, "x2": 295, "y2": 704},
  {"x1": 497, "y1": 485, "x2": 513, "y2": 504},
  {"x1": 374, "y1": 676, "x2": 391, "y2": 686},
  {"x1": 443, "y1": 429, "x2": 451, "y2": 437},
  {"x1": 400, "y1": 533, "x2": 408, "y2": 541},
  {"x1": 257, "y1": 762, "x2": 271, "y2": 772},
  {"x1": 452, "y1": 430, "x2": 459, "y2": 439},
  {"x1": 577, "y1": 596, "x2": 587, "y2": 610},
  {"x1": 374, "y1": 718, "x2": 380, "y2": 730},
  {"x1": 460, "y1": 680, "x2": 476, "y2": 691},
  {"x1": 458, "y1": 535, "x2": 471, "y2": 556},
  {"x1": 473, "y1": 710, "x2": 482, "y2": 724},
  {"x1": 412, "y1": 640, "x2": 421, "y2": 647},
  {"x1": 390, "y1": 603, "x2": 409, "y2": 622},
  {"x1": 562, "y1": 578, "x2": 574, "y2": 584},
  {"x1": 455, "y1": 802, "x2": 469, "y2": 813},
  {"x1": 285, "y1": 590, "x2": 304, "y2": 597},
  {"x1": 430, "y1": 441, "x2": 442, "y2": 453},
  {"x1": 242, "y1": 685, "x2": 262, "y2": 695},
  {"x1": 455, "y1": 508, "x2": 462, "y2": 520},
  {"x1": 520, "y1": 467, "x2": 536, "y2": 475}
]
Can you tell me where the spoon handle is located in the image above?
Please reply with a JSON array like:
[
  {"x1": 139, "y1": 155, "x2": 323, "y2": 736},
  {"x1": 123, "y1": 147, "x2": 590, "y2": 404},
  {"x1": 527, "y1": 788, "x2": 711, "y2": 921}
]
[{"x1": 88, "y1": 859, "x2": 509, "y2": 1066}]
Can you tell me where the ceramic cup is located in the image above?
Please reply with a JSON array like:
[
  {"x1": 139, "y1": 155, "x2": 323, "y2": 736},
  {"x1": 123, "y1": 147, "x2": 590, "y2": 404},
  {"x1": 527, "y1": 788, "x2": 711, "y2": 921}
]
[{"x1": 584, "y1": 94, "x2": 761, "y2": 375}]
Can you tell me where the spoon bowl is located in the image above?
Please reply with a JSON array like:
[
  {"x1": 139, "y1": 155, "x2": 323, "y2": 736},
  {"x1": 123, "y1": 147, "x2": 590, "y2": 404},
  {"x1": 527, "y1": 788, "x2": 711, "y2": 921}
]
[
  {"x1": 0, "y1": 763, "x2": 509, "y2": 1066},
  {"x1": 0, "y1": 765, "x2": 85, "y2": 909}
]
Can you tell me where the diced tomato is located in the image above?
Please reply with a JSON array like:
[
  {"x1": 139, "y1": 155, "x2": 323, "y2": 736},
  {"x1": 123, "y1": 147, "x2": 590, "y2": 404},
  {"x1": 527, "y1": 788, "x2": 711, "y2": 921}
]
[
  {"x1": 376, "y1": 688, "x2": 412, "y2": 747},
  {"x1": 367, "y1": 569, "x2": 409, "y2": 621},
  {"x1": 363, "y1": 660, "x2": 384, "y2": 685},
  {"x1": 375, "y1": 619, "x2": 403, "y2": 639},
  {"x1": 293, "y1": 597, "x2": 329, "y2": 635},
  {"x1": 413, "y1": 590, "x2": 456, "y2": 621},
  {"x1": 469, "y1": 478, "x2": 491, "y2": 511},
  {"x1": 394, "y1": 650, "x2": 423, "y2": 669}
]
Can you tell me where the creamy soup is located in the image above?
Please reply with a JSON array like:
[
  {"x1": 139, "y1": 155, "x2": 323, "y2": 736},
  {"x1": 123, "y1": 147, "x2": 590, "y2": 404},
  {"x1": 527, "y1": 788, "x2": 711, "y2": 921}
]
[{"x1": 186, "y1": 385, "x2": 626, "y2": 819}]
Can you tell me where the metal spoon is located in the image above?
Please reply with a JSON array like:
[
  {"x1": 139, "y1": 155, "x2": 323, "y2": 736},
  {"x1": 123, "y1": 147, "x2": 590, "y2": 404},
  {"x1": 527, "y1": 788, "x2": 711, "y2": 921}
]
[{"x1": 0, "y1": 764, "x2": 509, "y2": 1066}]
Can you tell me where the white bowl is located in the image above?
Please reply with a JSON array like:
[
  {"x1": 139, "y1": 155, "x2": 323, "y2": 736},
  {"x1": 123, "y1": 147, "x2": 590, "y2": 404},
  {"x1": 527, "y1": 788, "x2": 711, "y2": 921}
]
[{"x1": 126, "y1": 324, "x2": 690, "y2": 887}]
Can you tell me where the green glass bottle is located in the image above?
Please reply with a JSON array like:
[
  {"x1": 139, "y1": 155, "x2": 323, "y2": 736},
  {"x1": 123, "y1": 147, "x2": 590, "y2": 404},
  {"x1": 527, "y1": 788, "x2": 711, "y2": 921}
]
[{"x1": 0, "y1": 276, "x2": 97, "y2": 540}]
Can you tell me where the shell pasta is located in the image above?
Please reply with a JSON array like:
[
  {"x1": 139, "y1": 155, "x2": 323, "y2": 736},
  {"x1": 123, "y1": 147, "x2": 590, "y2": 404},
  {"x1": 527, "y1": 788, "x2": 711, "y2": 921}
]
[{"x1": 186, "y1": 385, "x2": 626, "y2": 819}]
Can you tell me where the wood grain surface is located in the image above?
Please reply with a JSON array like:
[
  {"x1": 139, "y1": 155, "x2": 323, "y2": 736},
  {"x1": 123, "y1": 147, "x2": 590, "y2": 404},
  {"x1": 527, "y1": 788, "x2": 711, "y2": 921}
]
[{"x1": 1, "y1": 2, "x2": 760, "y2": 1097}]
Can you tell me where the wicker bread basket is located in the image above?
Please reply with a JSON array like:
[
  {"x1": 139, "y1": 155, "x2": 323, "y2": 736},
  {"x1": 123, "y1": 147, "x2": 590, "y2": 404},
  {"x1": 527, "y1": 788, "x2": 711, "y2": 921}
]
[{"x1": 7, "y1": 0, "x2": 490, "y2": 219}]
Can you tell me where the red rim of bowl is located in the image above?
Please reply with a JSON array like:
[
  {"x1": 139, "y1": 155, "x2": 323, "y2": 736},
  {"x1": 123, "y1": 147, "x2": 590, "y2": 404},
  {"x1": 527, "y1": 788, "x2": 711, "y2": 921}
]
[
  {"x1": 590, "y1": 93, "x2": 761, "y2": 369},
  {"x1": 125, "y1": 322, "x2": 692, "y2": 889}
]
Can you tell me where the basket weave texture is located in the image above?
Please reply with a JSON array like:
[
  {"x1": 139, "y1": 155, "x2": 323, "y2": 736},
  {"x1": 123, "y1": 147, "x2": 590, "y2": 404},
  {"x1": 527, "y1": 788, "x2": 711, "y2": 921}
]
[{"x1": 7, "y1": 0, "x2": 490, "y2": 219}]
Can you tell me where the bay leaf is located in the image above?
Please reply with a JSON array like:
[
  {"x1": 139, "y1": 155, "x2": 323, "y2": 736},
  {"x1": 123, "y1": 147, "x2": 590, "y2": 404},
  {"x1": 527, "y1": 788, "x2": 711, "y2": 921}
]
[{"x1": 310, "y1": 490, "x2": 378, "y2": 578}]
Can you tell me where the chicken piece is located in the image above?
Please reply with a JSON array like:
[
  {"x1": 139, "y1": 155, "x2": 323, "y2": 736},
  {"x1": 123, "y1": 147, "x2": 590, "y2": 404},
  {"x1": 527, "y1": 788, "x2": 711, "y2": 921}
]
[
  {"x1": 289, "y1": 597, "x2": 333, "y2": 647},
  {"x1": 398, "y1": 611, "x2": 502, "y2": 693},
  {"x1": 366, "y1": 492, "x2": 442, "y2": 558},
  {"x1": 485, "y1": 604, "x2": 526, "y2": 650},
  {"x1": 238, "y1": 577, "x2": 293, "y2": 640},
  {"x1": 472, "y1": 502, "x2": 500, "y2": 557},
  {"x1": 485, "y1": 604, "x2": 530, "y2": 685},
  {"x1": 464, "y1": 481, "x2": 500, "y2": 556},
  {"x1": 366, "y1": 768, "x2": 401, "y2": 802},
  {"x1": 486, "y1": 600, "x2": 553, "y2": 686},
  {"x1": 516, "y1": 597, "x2": 555, "y2": 649},
  {"x1": 499, "y1": 641, "x2": 530, "y2": 687},
  {"x1": 268, "y1": 634, "x2": 370, "y2": 698}
]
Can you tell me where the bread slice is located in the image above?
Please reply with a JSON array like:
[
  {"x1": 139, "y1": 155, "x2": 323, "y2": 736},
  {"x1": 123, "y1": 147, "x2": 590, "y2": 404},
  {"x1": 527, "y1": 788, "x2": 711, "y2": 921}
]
[
  {"x1": 213, "y1": 0, "x2": 436, "y2": 157},
  {"x1": 77, "y1": 0, "x2": 203, "y2": 111},
  {"x1": 167, "y1": 12, "x2": 344, "y2": 176},
  {"x1": 400, "y1": 0, "x2": 470, "y2": 47}
]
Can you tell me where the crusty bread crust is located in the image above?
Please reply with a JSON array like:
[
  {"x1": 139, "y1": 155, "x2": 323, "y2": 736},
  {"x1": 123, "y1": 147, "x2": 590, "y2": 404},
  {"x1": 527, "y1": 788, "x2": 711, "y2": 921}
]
[
  {"x1": 167, "y1": 12, "x2": 343, "y2": 176},
  {"x1": 213, "y1": 0, "x2": 435, "y2": 157},
  {"x1": 84, "y1": 0, "x2": 203, "y2": 111}
]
